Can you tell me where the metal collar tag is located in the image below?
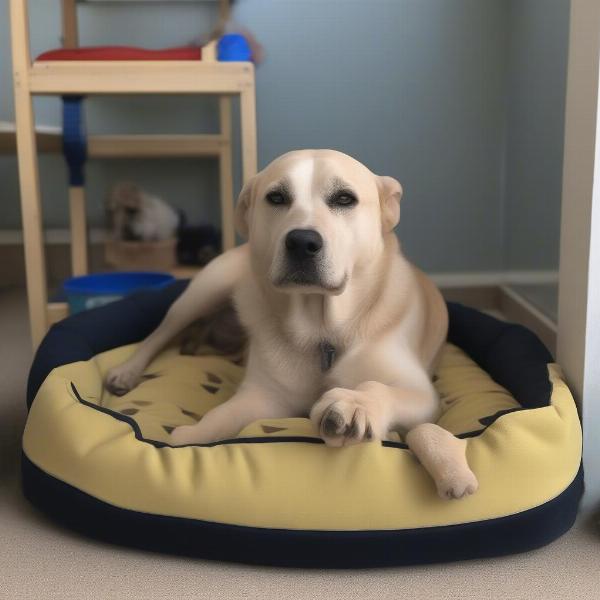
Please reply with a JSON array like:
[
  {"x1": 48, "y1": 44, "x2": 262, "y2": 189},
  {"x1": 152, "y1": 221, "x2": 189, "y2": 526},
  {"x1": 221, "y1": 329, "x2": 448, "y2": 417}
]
[{"x1": 319, "y1": 341, "x2": 336, "y2": 372}]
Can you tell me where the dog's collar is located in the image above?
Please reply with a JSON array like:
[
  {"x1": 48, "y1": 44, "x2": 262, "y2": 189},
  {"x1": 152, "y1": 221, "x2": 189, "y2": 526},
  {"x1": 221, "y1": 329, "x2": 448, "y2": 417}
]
[{"x1": 319, "y1": 341, "x2": 337, "y2": 372}]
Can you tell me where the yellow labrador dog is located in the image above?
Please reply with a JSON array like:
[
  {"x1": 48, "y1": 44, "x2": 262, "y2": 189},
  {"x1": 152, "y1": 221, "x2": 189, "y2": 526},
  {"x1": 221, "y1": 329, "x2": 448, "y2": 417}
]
[{"x1": 105, "y1": 149, "x2": 478, "y2": 499}]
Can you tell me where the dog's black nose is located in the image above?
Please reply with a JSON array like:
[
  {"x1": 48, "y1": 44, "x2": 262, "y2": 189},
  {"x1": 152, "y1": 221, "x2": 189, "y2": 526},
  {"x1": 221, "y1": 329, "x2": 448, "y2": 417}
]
[{"x1": 285, "y1": 229, "x2": 323, "y2": 259}]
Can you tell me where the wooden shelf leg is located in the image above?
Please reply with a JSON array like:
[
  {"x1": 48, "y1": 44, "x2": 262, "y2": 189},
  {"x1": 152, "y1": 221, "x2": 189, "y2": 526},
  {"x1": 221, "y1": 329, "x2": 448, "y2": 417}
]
[
  {"x1": 61, "y1": 0, "x2": 79, "y2": 48},
  {"x1": 14, "y1": 98, "x2": 49, "y2": 348},
  {"x1": 219, "y1": 96, "x2": 235, "y2": 250},
  {"x1": 240, "y1": 84, "x2": 258, "y2": 183},
  {"x1": 69, "y1": 186, "x2": 88, "y2": 275},
  {"x1": 11, "y1": 0, "x2": 49, "y2": 349}
]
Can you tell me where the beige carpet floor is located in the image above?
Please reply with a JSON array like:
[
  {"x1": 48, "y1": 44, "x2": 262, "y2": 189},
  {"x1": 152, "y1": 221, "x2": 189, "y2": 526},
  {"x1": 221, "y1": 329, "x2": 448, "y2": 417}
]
[{"x1": 1, "y1": 287, "x2": 599, "y2": 600}]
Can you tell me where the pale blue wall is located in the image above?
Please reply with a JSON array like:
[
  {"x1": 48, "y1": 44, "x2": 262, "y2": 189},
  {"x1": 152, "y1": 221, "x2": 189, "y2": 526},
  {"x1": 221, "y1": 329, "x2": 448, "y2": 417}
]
[
  {"x1": 0, "y1": 0, "x2": 569, "y2": 273},
  {"x1": 504, "y1": 0, "x2": 570, "y2": 271},
  {"x1": 236, "y1": 0, "x2": 508, "y2": 272}
]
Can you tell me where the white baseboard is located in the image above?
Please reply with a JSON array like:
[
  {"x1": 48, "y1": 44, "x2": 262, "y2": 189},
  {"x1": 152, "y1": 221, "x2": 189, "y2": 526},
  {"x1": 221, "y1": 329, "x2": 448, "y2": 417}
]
[
  {"x1": 427, "y1": 271, "x2": 558, "y2": 287},
  {"x1": 500, "y1": 285, "x2": 558, "y2": 332}
]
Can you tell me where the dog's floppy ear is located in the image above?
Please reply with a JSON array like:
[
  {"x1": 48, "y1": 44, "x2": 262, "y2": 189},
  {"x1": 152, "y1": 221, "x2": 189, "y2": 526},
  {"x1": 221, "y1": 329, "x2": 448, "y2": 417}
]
[
  {"x1": 234, "y1": 175, "x2": 257, "y2": 239},
  {"x1": 376, "y1": 175, "x2": 403, "y2": 232}
]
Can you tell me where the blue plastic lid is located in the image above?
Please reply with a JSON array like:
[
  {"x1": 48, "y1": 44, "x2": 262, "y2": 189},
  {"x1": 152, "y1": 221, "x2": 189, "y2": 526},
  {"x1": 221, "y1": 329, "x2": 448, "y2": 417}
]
[
  {"x1": 63, "y1": 272, "x2": 175, "y2": 296},
  {"x1": 217, "y1": 33, "x2": 252, "y2": 62}
]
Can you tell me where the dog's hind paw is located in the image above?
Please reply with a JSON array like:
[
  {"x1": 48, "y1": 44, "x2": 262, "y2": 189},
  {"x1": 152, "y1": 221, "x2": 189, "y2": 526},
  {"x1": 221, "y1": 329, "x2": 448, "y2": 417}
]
[{"x1": 435, "y1": 469, "x2": 479, "y2": 500}]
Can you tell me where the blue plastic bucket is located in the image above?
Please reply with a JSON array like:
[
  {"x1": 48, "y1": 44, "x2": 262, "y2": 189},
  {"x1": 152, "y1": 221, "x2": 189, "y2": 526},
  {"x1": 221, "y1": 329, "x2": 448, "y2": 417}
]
[{"x1": 63, "y1": 272, "x2": 175, "y2": 314}]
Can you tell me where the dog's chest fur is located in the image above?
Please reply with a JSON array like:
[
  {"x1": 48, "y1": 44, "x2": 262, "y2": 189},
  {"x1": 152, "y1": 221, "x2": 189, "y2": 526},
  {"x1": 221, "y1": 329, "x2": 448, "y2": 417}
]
[
  {"x1": 234, "y1": 285, "x2": 342, "y2": 400},
  {"x1": 232, "y1": 267, "x2": 403, "y2": 408}
]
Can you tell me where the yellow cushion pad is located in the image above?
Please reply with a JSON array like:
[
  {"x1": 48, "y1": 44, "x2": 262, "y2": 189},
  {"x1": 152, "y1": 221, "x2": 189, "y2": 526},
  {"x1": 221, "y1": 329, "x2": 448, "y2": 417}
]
[{"x1": 91, "y1": 343, "x2": 519, "y2": 443}]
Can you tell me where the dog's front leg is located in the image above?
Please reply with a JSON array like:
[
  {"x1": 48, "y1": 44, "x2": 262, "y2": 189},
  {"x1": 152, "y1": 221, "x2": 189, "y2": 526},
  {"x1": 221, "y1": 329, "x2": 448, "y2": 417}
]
[
  {"x1": 310, "y1": 380, "x2": 438, "y2": 446},
  {"x1": 310, "y1": 381, "x2": 478, "y2": 499},
  {"x1": 170, "y1": 384, "x2": 295, "y2": 446},
  {"x1": 105, "y1": 244, "x2": 248, "y2": 396}
]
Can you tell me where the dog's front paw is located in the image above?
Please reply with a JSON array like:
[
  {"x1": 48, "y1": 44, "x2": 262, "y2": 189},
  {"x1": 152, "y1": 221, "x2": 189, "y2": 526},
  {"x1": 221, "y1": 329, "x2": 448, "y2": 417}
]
[
  {"x1": 170, "y1": 423, "x2": 217, "y2": 446},
  {"x1": 170, "y1": 425, "x2": 198, "y2": 446},
  {"x1": 104, "y1": 362, "x2": 143, "y2": 396},
  {"x1": 435, "y1": 469, "x2": 479, "y2": 500},
  {"x1": 310, "y1": 388, "x2": 384, "y2": 447}
]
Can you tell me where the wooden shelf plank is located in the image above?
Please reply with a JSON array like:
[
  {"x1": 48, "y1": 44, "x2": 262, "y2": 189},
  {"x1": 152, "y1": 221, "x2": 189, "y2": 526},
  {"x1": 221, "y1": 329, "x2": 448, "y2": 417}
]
[
  {"x1": 0, "y1": 128, "x2": 61, "y2": 154},
  {"x1": 1, "y1": 132, "x2": 230, "y2": 157},
  {"x1": 29, "y1": 61, "x2": 254, "y2": 95},
  {"x1": 88, "y1": 134, "x2": 227, "y2": 158}
]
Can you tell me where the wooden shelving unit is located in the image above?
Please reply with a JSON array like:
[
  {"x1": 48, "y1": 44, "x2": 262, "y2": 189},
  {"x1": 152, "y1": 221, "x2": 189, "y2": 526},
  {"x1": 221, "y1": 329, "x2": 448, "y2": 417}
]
[{"x1": 9, "y1": 0, "x2": 257, "y2": 347}]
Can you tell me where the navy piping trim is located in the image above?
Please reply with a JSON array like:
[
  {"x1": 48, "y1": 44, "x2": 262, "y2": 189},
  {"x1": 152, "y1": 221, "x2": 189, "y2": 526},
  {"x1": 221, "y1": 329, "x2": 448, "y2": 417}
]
[{"x1": 71, "y1": 382, "x2": 523, "y2": 450}]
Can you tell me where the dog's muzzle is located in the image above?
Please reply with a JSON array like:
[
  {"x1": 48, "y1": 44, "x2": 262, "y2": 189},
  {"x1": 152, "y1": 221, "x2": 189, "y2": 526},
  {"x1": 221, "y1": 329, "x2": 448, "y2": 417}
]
[{"x1": 277, "y1": 228, "x2": 323, "y2": 287}]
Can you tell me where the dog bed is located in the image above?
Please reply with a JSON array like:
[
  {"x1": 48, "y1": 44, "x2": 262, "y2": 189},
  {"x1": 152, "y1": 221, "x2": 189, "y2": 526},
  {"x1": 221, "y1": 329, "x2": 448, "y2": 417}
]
[{"x1": 23, "y1": 281, "x2": 583, "y2": 568}]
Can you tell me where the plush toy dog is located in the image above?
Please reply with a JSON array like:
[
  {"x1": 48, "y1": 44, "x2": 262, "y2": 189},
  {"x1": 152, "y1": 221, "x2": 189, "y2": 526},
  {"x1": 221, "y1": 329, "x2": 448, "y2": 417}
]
[{"x1": 106, "y1": 182, "x2": 180, "y2": 242}]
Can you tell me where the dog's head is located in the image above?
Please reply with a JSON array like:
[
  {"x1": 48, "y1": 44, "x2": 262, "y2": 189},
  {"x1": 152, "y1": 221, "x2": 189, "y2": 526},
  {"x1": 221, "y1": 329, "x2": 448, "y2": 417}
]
[
  {"x1": 106, "y1": 182, "x2": 144, "y2": 241},
  {"x1": 235, "y1": 149, "x2": 402, "y2": 295}
]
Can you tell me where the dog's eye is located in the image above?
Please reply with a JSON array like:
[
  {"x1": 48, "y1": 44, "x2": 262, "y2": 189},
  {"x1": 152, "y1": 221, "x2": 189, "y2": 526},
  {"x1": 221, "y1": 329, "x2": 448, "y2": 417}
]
[
  {"x1": 330, "y1": 191, "x2": 357, "y2": 208},
  {"x1": 265, "y1": 191, "x2": 287, "y2": 206}
]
